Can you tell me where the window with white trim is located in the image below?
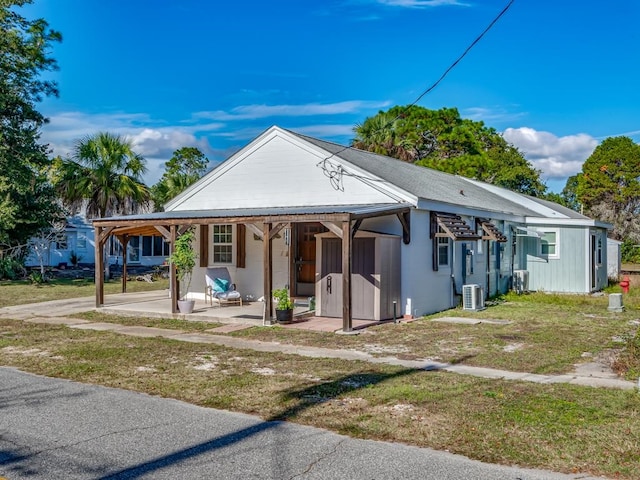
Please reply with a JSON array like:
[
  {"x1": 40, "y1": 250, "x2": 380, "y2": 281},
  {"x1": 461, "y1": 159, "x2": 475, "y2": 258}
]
[
  {"x1": 540, "y1": 230, "x2": 559, "y2": 258},
  {"x1": 437, "y1": 235, "x2": 450, "y2": 267},
  {"x1": 212, "y1": 224, "x2": 233, "y2": 264},
  {"x1": 77, "y1": 233, "x2": 87, "y2": 249}
]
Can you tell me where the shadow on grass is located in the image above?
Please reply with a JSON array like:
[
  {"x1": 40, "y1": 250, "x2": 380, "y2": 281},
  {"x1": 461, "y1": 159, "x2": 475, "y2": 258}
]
[{"x1": 99, "y1": 368, "x2": 417, "y2": 479}]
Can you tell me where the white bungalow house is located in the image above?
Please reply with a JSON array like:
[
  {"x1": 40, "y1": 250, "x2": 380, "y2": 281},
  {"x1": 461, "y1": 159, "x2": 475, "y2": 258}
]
[{"x1": 92, "y1": 126, "x2": 611, "y2": 331}]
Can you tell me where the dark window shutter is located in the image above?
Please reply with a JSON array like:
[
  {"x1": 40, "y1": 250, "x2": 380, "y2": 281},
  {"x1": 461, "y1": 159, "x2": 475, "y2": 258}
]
[
  {"x1": 199, "y1": 225, "x2": 209, "y2": 267},
  {"x1": 236, "y1": 224, "x2": 246, "y2": 268},
  {"x1": 432, "y1": 237, "x2": 439, "y2": 272}
]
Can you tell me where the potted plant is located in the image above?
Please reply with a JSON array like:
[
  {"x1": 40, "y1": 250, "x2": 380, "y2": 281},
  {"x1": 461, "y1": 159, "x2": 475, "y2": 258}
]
[
  {"x1": 167, "y1": 228, "x2": 197, "y2": 314},
  {"x1": 273, "y1": 287, "x2": 294, "y2": 323}
]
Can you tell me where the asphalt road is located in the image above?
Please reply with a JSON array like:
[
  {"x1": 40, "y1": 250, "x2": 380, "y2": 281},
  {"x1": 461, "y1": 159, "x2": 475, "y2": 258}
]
[{"x1": 0, "y1": 368, "x2": 604, "y2": 480}]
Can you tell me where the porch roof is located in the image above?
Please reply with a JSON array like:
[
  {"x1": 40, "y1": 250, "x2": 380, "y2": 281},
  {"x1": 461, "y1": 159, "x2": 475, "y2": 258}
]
[{"x1": 92, "y1": 203, "x2": 413, "y2": 235}]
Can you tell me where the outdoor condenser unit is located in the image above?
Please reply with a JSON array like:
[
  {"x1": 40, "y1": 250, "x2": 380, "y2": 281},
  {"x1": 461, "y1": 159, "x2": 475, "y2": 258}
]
[
  {"x1": 513, "y1": 270, "x2": 529, "y2": 294},
  {"x1": 462, "y1": 284, "x2": 485, "y2": 311}
]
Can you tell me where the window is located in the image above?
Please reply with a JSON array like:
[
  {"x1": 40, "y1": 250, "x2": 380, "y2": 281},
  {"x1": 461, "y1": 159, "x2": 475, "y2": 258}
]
[
  {"x1": 140, "y1": 236, "x2": 169, "y2": 257},
  {"x1": 597, "y1": 238, "x2": 603, "y2": 265},
  {"x1": 56, "y1": 234, "x2": 68, "y2": 250},
  {"x1": 142, "y1": 236, "x2": 153, "y2": 256},
  {"x1": 213, "y1": 224, "x2": 233, "y2": 264},
  {"x1": 77, "y1": 233, "x2": 87, "y2": 249},
  {"x1": 540, "y1": 230, "x2": 559, "y2": 258},
  {"x1": 437, "y1": 235, "x2": 450, "y2": 267}
]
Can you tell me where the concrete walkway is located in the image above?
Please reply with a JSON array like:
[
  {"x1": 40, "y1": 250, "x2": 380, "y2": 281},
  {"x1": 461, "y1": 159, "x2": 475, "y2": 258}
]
[{"x1": 1, "y1": 294, "x2": 637, "y2": 390}]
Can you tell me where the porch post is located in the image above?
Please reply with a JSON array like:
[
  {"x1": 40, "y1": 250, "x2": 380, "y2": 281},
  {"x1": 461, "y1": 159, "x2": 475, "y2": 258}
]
[
  {"x1": 95, "y1": 226, "x2": 104, "y2": 307},
  {"x1": 342, "y1": 219, "x2": 352, "y2": 332},
  {"x1": 120, "y1": 235, "x2": 129, "y2": 293},
  {"x1": 263, "y1": 222, "x2": 273, "y2": 325},
  {"x1": 170, "y1": 225, "x2": 178, "y2": 313}
]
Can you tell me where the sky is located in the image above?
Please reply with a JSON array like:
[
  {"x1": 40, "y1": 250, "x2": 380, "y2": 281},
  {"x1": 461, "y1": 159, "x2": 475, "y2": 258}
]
[{"x1": 21, "y1": 0, "x2": 640, "y2": 193}]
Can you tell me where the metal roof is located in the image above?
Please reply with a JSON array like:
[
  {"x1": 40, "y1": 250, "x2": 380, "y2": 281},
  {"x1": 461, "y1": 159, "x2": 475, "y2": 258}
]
[
  {"x1": 93, "y1": 203, "x2": 412, "y2": 225},
  {"x1": 291, "y1": 131, "x2": 576, "y2": 219}
]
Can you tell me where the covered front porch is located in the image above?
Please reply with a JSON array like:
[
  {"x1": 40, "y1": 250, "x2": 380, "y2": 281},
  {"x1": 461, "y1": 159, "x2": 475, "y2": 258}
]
[
  {"x1": 92, "y1": 204, "x2": 411, "y2": 333},
  {"x1": 93, "y1": 290, "x2": 390, "y2": 333}
]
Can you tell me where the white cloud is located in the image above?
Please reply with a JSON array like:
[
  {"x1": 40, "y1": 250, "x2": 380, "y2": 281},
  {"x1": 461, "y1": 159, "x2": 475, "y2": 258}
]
[
  {"x1": 194, "y1": 100, "x2": 391, "y2": 121},
  {"x1": 503, "y1": 127, "x2": 598, "y2": 180},
  {"x1": 376, "y1": 0, "x2": 469, "y2": 7},
  {"x1": 463, "y1": 106, "x2": 526, "y2": 124},
  {"x1": 40, "y1": 111, "x2": 218, "y2": 185},
  {"x1": 293, "y1": 124, "x2": 356, "y2": 138},
  {"x1": 37, "y1": 99, "x2": 391, "y2": 185}
]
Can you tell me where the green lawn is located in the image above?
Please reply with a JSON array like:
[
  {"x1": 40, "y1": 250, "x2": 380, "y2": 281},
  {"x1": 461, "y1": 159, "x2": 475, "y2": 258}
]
[
  {"x1": 1, "y1": 277, "x2": 639, "y2": 478},
  {"x1": 0, "y1": 276, "x2": 169, "y2": 308},
  {"x1": 0, "y1": 319, "x2": 638, "y2": 479}
]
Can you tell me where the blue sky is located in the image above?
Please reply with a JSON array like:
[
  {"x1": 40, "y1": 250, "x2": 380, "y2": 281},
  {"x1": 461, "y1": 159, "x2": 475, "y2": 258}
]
[{"x1": 23, "y1": 0, "x2": 640, "y2": 192}]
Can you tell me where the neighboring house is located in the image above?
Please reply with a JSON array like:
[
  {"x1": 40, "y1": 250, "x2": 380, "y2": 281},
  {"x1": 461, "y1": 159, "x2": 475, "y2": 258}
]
[
  {"x1": 26, "y1": 215, "x2": 168, "y2": 269},
  {"x1": 607, "y1": 238, "x2": 622, "y2": 280},
  {"x1": 25, "y1": 216, "x2": 94, "y2": 268},
  {"x1": 93, "y1": 126, "x2": 611, "y2": 329}
]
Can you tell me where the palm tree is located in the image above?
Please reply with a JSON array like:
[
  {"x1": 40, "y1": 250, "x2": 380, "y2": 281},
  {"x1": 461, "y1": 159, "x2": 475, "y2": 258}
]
[
  {"x1": 53, "y1": 132, "x2": 150, "y2": 218},
  {"x1": 352, "y1": 113, "x2": 416, "y2": 162},
  {"x1": 52, "y1": 132, "x2": 150, "y2": 280}
]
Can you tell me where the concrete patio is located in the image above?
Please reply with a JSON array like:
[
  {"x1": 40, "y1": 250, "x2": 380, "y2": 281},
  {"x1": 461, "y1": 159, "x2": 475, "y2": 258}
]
[{"x1": 96, "y1": 290, "x2": 385, "y2": 333}]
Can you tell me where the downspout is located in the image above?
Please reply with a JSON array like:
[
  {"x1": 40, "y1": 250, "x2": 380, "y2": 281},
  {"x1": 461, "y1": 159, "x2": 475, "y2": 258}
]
[{"x1": 450, "y1": 240, "x2": 456, "y2": 308}]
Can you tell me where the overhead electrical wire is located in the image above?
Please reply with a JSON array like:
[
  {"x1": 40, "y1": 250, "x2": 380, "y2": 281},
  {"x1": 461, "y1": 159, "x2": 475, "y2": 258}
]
[
  {"x1": 317, "y1": 0, "x2": 516, "y2": 186},
  {"x1": 404, "y1": 0, "x2": 515, "y2": 110}
]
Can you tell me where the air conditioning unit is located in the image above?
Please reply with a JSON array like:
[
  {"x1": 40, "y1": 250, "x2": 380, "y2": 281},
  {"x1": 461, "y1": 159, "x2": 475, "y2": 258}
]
[
  {"x1": 462, "y1": 284, "x2": 485, "y2": 311},
  {"x1": 513, "y1": 270, "x2": 529, "y2": 294}
]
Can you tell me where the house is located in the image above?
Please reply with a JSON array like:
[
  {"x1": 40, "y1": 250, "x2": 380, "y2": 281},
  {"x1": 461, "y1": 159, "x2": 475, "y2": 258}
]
[
  {"x1": 92, "y1": 126, "x2": 611, "y2": 330},
  {"x1": 25, "y1": 215, "x2": 94, "y2": 269},
  {"x1": 26, "y1": 215, "x2": 169, "y2": 269}
]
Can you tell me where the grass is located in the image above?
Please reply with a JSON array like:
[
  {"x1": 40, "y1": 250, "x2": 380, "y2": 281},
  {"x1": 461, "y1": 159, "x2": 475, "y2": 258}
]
[
  {"x1": 0, "y1": 318, "x2": 639, "y2": 479},
  {"x1": 1, "y1": 276, "x2": 640, "y2": 476},
  {"x1": 76, "y1": 311, "x2": 222, "y2": 332},
  {"x1": 2, "y1": 274, "x2": 637, "y2": 378},
  {"x1": 0, "y1": 276, "x2": 169, "y2": 308},
  {"x1": 216, "y1": 290, "x2": 639, "y2": 376}
]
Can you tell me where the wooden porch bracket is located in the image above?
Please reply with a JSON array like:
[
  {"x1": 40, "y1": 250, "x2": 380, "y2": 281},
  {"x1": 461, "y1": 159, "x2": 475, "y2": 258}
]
[
  {"x1": 351, "y1": 219, "x2": 363, "y2": 239},
  {"x1": 263, "y1": 222, "x2": 273, "y2": 324},
  {"x1": 154, "y1": 225, "x2": 171, "y2": 240},
  {"x1": 397, "y1": 211, "x2": 411, "y2": 244},
  {"x1": 244, "y1": 223, "x2": 264, "y2": 240},
  {"x1": 97, "y1": 226, "x2": 115, "y2": 247},
  {"x1": 320, "y1": 221, "x2": 343, "y2": 238},
  {"x1": 269, "y1": 222, "x2": 287, "y2": 240}
]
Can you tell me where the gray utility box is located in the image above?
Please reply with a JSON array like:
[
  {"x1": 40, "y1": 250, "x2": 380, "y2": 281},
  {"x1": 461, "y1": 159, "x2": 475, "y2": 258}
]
[{"x1": 315, "y1": 231, "x2": 400, "y2": 321}]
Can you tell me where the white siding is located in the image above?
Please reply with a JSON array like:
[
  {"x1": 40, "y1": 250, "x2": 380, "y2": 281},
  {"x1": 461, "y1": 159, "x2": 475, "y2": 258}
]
[
  {"x1": 189, "y1": 223, "x2": 290, "y2": 302},
  {"x1": 169, "y1": 133, "x2": 404, "y2": 212}
]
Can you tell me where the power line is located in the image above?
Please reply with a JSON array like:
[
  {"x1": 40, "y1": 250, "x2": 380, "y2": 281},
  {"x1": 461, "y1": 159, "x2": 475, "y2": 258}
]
[
  {"x1": 406, "y1": 0, "x2": 515, "y2": 110},
  {"x1": 317, "y1": 0, "x2": 516, "y2": 178}
]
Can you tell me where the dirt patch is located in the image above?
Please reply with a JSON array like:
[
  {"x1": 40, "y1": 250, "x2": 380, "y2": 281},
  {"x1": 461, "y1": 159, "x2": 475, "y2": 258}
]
[
  {"x1": 503, "y1": 343, "x2": 525, "y2": 353},
  {"x1": 2, "y1": 346, "x2": 63, "y2": 359},
  {"x1": 573, "y1": 349, "x2": 620, "y2": 379}
]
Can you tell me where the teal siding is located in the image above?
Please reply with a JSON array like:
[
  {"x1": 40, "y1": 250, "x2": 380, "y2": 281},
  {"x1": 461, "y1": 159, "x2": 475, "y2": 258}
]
[{"x1": 520, "y1": 226, "x2": 587, "y2": 293}]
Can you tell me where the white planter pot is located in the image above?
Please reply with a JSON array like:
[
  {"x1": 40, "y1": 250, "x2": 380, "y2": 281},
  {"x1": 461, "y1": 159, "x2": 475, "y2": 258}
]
[{"x1": 177, "y1": 299, "x2": 195, "y2": 314}]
